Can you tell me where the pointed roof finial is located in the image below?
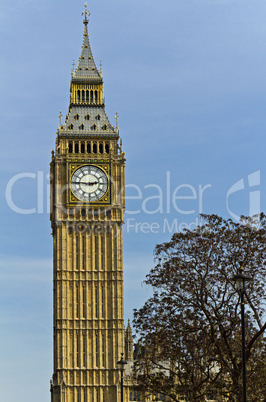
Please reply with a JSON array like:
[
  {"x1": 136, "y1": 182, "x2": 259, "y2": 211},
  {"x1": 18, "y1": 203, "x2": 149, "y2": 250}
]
[
  {"x1": 115, "y1": 112, "x2": 119, "y2": 129},
  {"x1": 82, "y1": 3, "x2": 90, "y2": 24},
  {"x1": 58, "y1": 111, "x2": 62, "y2": 126}
]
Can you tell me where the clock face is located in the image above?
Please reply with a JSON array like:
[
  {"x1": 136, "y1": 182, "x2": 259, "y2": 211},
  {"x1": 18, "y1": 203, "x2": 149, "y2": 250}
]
[{"x1": 71, "y1": 165, "x2": 108, "y2": 202}]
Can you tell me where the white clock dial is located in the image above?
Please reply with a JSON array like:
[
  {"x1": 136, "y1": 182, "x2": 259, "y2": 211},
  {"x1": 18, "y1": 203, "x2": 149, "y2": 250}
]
[{"x1": 71, "y1": 165, "x2": 108, "y2": 202}]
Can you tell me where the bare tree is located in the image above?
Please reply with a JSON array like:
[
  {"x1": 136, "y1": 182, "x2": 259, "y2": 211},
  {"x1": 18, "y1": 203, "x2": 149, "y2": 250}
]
[{"x1": 133, "y1": 214, "x2": 266, "y2": 401}]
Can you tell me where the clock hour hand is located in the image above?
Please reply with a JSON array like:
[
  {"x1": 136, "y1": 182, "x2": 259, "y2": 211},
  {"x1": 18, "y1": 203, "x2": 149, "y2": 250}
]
[{"x1": 87, "y1": 181, "x2": 98, "y2": 186}]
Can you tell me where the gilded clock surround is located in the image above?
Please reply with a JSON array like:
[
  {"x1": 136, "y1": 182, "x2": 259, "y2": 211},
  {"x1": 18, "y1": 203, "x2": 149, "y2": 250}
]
[{"x1": 67, "y1": 162, "x2": 111, "y2": 206}]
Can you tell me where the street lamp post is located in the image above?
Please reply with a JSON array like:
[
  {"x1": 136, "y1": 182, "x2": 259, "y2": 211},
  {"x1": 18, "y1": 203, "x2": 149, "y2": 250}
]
[
  {"x1": 233, "y1": 265, "x2": 252, "y2": 402},
  {"x1": 117, "y1": 353, "x2": 128, "y2": 402}
]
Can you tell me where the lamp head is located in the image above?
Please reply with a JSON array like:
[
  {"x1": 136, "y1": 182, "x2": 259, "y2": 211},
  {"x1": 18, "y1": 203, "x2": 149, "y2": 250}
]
[
  {"x1": 117, "y1": 353, "x2": 128, "y2": 368},
  {"x1": 233, "y1": 265, "x2": 252, "y2": 290}
]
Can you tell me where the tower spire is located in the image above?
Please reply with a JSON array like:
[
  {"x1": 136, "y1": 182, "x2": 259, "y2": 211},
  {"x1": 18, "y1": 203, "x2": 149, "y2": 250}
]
[{"x1": 73, "y1": 5, "x2": 101, "y2": 81}]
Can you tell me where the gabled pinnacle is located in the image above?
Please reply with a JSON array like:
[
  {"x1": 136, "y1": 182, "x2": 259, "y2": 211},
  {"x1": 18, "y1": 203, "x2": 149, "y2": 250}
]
[{"x1": 72, "y1": 4, "x2": 102, "y2": 82}]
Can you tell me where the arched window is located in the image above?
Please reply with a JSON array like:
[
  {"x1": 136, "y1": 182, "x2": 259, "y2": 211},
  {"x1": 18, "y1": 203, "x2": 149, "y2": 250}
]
[
  {"x1": 105, "y1": 143, "x2": 109, "y2": 154},
  {"x1": 77, "y1": 90, "x2": 80, "y2": 103},
  {"x1": 90, "y1": 90, "x2": 93, "y2": 103},
  {"x1": 99, "y1": 143, "x2": 103, "y2": 154},
  {"x1": 91, "y1": 124, "x2": 97, "y2": 131},
  {"x1": 75, "y1": 143, "x2": 79, "y2": 153},
  {"x1": 82, "y1": 90, "x2": 85, "y2": 102},
  {"x1": 79, "y1": 124, "x2": 85, "y2": 131},
  {"x1": 96, "y1": 114, "x2": 101, "y2": 121},
  {"x1": 95, "y1": 91, "x2": 98, "y2": 103},
  {"x1": 93, "y1": 143, "x2": 97, "y2": 153},
  {"x1": 102, "y1": 124, "x2": 107, "y2": 131},
  {"x1": 87, "y1": 143, "x2": 91, "y2": 153},
  {"x1": 74, "y1": 114, "x2": 79, "y2": 120},
  {"x1": 81, "y1": 143, "x2": 85, "y2": 153},
  {"x1": 86, "y1": 90, "x2": 89, "y2": 102},
  {"x1": 69, "y1": 142, "x2": 73, "y2": 153},
  {"x1": 69, "y1": 124, "x2": 74, "y2": 130},
  {"x1": 85, "y1": 114, "x2": 90, "y2": 120}
]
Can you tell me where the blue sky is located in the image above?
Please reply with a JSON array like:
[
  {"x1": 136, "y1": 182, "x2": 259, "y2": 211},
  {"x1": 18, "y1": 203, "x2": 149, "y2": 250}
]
[{"x1": 1, "y1": 0, "x2": 266, "y2": 400}]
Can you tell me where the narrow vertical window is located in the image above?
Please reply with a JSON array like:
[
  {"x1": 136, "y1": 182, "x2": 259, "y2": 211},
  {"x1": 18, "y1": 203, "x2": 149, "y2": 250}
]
[
  {"x1": 114, "y1": 238, "x2": 117, "y2": 269},
  {"x1": 87, "y1": 142, "x2": 91, "y2": 153},
  {"x1": 93, "y1": 143, "x2": 97, "y2": 153},
  {"x1": 82, "y1": 235, "x2": 85, "y2": 270},
  {"x1": 94, "y1": 235, "x2": 98, "y2": 270},
  {"x1": 95, "y1": 287, "x2": 98, "y2": 318},
  {"x1": 102, "y1": 334, "x2": 105, "y2": 367},
  {"x1": 82, "y1": 90, "x2": 85, "y2": 102},
  {"x1": 99, "y1": 143, "x2": 103, "y2": 154},
  {"x1": 83, "y1": 285, "x2": 85, "y2": 318},
  {"x1": 76, "y1": 235, "x2": 79, "y2": 270},
  {"x1": 101, "y1": 285, "x2": 104, "y2": 318},
  {"x1": 81, "y1": 143, "x2": 85, "y2": 153},
  {"x1": 105, "y1": 143, "x2": 109, "y2": 154},
  {"x1": 86, "y1": 90, "x2": 89, "y2": 102},
  {"x1": 90, "y1": 90, "x2": 93, "y2": 103},
  {"x1": 95, "y1": 334, "x2": 99, "y2": 367},
  {"x1": 75, "y1": 143, "x2": 79, "y2": 153},
  {"x1": 101, "y1": 236, "x2": 104, "y2": 270},
  {"x1": 69, "y1": 142, "x2": 73, "y2": 153},
  {"x1": 76, "y1": 285, "x2": 79, "y2": 318},
  {"x1": 77, "y1": 90, "x2": 80, "y2": 103},
  {"x1": 76, "y1": 335, "x2": 79, "y2": 367},
  {"x1": 83, "y1": 334, "x2": 86, "y2": 366},
  {"x1": 95, "y1": 91, "x2": 98, "y2": 104}
]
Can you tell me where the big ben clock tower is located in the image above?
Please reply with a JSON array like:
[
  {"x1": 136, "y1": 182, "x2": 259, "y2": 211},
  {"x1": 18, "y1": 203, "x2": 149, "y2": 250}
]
[{"x1": 50, "y1": 5, "x2": 126, "y2": 401}]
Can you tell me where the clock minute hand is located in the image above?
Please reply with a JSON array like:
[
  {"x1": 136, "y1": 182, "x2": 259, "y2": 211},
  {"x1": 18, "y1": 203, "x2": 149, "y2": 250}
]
[{"x1": 72, "y1": 181, "x2": 98, "y2": 186}]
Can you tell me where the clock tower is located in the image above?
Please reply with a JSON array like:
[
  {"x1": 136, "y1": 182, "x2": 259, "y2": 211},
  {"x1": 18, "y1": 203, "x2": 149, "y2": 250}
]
[{"x1": 50, "y1": 5, "x2": 126, "y2": 401}]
